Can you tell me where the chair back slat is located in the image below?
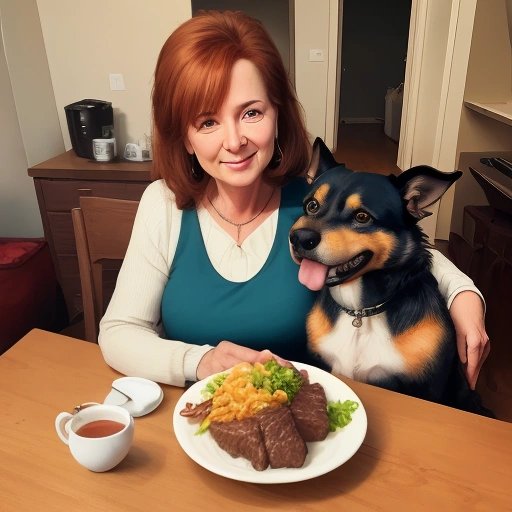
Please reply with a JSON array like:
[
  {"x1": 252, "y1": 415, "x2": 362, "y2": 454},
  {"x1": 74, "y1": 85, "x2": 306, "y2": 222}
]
[{"x1": 71, "y1": 196, "x2": 139, "y2": 342}]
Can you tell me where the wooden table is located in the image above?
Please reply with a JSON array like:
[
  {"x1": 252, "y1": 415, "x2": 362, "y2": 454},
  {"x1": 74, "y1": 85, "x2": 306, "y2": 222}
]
[{"x1": 1, "y1": 330, "x2": 511, "y2": 511}]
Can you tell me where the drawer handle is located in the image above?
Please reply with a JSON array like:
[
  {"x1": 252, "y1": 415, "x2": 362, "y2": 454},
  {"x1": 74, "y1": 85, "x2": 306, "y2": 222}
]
[{"x1": 77, "y1": 188, "x2": 92, "y2": 196}]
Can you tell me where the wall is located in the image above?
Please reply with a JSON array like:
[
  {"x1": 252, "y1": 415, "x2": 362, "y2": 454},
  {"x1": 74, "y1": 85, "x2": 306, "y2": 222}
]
[
  {"x1": 408, "y1": 3, "x2": 451, "y2": 167},
  {"x1": 294, "y1": 0, "x2": 339, "y2": 147},
  {"x1": 0, "y1": 0, "x2": 64, "y2": 237},
  {"x1": 0, "y1": 27, "x2": 31, "y2": 236},
  {"x1": 36, "y1": 0, "x2": 192, "y2": 153},
  {"x1": 398, "y1": 0, "x2": 454, "y2": 240},
  {"x1": 431, "y1": 0, "x2": 477, "y2": 239}
]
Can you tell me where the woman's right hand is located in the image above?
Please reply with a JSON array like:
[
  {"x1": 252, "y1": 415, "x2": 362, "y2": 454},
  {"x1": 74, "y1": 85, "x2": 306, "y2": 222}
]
[{"x1": 196, "y1": 340, "x2": 287, "y2": 381}]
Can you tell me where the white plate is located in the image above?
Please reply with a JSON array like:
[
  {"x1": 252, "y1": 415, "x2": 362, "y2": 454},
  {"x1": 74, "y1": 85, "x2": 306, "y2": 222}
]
[
  {"x1": 173, "y1": 362, "x2": 367, "y2": 484},
  {"x1": 104, "y1": 377, "x2": 163, "y2": 417}
]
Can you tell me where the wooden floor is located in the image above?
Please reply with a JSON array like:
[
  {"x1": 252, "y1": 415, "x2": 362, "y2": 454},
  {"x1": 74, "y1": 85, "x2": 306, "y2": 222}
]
[{"x1": 334, "y1": 122, "x2": 401, "y2": 175}]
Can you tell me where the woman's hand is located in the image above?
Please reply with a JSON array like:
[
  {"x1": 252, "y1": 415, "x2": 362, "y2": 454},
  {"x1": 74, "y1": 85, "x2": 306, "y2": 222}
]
[
  {"x1": 196, "y1": 340, "x2": 287, "y2": 381},
  {"x1": 449, "y1": 291, "x2": 490, "y2": 389}
]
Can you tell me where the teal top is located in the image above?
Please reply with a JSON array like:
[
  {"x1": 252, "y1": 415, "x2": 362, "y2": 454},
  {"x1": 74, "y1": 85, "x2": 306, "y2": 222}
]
[{"x1": 161, "y1": 178, "x2": 318, "y2": 364}]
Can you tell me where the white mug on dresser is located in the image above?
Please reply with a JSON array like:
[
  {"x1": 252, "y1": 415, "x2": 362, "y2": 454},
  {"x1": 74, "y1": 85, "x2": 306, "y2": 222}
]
[{"x1": 92, "y1": 138, "x2": 116, "y2": 162}]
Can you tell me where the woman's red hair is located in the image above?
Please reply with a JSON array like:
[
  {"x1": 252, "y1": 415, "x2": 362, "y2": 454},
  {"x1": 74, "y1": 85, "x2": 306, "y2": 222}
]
[{"x1": 151, "y1": 10, "x2": 310, "y2": 209}]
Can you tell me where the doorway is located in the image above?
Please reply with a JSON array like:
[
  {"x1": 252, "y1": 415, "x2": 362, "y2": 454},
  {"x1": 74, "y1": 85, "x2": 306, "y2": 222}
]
[{"x1": 336, "y1": 0, "x2": 412, "y2": 172}]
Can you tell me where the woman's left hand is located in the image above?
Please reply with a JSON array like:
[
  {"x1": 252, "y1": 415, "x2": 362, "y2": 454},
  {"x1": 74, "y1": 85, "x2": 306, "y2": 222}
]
[{"x1": 449, "y1": 291, "x2": 490, "y2": 390}]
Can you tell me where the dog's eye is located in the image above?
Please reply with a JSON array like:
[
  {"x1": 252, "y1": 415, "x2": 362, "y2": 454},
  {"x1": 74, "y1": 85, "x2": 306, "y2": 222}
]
[
  {"x1": 354, "y1": 210, "x2": 371, "y2": 223},
  {"x1": 305, "y1": 199, "x2": 320, "y2": 214}
]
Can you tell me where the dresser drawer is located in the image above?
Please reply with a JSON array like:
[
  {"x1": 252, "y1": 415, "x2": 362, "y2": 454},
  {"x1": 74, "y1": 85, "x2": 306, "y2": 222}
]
[
  {"x1": 47, "y1": 212, "x2": 76, "y2": 255},
  {"x1": 40, "y1": 179, "x2": 148, "y2": 211}
]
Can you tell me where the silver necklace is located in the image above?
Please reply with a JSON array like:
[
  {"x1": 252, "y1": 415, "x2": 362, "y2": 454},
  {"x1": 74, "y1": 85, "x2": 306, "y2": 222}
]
[{"x1": 207, "y1": 188, "x2": 275, "y2": 246}]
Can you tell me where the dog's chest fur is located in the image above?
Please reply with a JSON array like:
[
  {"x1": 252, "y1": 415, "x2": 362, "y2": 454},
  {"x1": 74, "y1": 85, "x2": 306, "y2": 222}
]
[{"x1": 314, "y1": 280, "x2": 406, "y2": 382}]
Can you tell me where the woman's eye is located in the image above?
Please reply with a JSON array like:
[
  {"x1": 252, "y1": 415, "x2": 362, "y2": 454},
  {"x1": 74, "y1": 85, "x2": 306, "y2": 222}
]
[
  {"x1": 305, "y1": 199, "x2": 320, "y2": 214},
  {"x1": 199, "y1": 119, "x2": 216, "y2": 130},
  {"x1": 354, "y1": 210, "x2": 371, "y2": 223},
  {"x1": 243, "y1": 109, "x2": 263, "y2": 122}
]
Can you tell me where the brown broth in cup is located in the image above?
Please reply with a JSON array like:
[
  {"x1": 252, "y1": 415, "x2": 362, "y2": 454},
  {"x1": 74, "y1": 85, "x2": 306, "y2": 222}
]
[{"x1": 76, "y1": 419, "x2": 125, "y2": 438}]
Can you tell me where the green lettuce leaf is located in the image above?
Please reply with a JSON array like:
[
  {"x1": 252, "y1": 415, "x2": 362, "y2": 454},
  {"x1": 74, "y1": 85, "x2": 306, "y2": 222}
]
[{"x1": 327, "y1": 400, "x2": 359, "y2": 431}]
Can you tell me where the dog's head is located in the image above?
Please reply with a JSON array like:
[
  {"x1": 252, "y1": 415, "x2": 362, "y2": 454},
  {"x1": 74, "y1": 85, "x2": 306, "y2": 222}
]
[{"x1": 290, "y1": 138, "x2": 461, "y2": 291}]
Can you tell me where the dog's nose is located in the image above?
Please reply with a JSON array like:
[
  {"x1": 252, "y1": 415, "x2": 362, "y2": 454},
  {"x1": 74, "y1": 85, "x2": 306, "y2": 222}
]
[{"x1": 289, "y1": 229, "x2": 321, "y2": 251}]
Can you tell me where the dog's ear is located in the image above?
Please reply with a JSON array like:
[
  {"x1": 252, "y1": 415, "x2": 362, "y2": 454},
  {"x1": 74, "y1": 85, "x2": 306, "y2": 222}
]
[
  {"x1": 306, "y1": 137, "x2": 341, "y2": 184},
  {"x1": 391, "y1": 166, "x2": 462, "y2": 220}
]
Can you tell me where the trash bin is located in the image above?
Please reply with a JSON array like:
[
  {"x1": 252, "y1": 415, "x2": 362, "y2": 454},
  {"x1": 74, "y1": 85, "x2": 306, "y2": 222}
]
[
  {"x1": 0, "y1": 238, "x2": 58, "y2": 353},
  {"x1": 384, "y1": 83, "x2": 404, "y2": 142}
]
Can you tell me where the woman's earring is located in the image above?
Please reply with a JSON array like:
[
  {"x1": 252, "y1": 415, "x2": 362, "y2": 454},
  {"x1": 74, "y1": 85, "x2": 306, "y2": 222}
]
[
  {"x1": 268, "y1": 137, "x2": 283, "y2": 169},
  {"x1": 190, "y1": 154, "x2": 205, "y2": 181}
]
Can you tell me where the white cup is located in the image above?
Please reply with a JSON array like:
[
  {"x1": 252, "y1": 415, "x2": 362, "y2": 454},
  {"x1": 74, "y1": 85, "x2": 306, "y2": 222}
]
[
  {"x1": 92, "y1": 138, "x2": 116, "y2": 161},
  {"x1": 55, "y1": 403, "x2": 134, "y2": 472}
]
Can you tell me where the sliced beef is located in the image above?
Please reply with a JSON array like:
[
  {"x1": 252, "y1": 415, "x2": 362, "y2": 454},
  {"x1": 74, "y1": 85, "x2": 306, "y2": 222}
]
[
  {"x1": 257, "y1": 406, "x2": 307, "y2": 469},
  {"x1": 290, "y1": 383, "x2": 329, "y2": 442},
  {"x1": 209, "y1": 417, "x2": 269, "y2": 471}
]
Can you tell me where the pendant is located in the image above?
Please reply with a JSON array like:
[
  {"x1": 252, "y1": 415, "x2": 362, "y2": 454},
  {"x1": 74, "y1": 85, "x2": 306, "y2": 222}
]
[
  {"x1": 236, "y1": 224, "x2": 242, "y2": 245},
  {"x1": 352, "y1": 316, "x2": 363, "y2": 328}
]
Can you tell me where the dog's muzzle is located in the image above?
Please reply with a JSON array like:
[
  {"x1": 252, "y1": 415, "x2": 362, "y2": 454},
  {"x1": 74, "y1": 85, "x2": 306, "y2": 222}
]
[{"x1": 290, "y1": 228, "x2": 374, "y2": 287}]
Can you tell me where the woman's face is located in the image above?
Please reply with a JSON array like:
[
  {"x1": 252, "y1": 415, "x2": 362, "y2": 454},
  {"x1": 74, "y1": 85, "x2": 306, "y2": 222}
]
[{"x1": 185, "y1": 59, "x2": 277, "y2": 190}]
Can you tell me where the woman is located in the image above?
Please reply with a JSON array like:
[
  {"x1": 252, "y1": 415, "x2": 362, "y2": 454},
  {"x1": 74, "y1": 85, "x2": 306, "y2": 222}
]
[{"x1": 99, "y1": 11, "x2": 488, "y2": 388}]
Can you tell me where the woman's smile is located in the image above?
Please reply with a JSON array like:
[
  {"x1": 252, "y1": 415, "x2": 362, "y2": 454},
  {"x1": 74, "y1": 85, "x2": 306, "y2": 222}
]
[{"x1": 221, "y1": 152, "x2": 257, "y2": 171}]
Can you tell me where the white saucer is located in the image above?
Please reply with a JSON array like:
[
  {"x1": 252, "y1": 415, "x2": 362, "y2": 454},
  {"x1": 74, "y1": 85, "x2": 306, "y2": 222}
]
[{"x1": 104, "y1": 377, "x2": 163, "y2": 417}]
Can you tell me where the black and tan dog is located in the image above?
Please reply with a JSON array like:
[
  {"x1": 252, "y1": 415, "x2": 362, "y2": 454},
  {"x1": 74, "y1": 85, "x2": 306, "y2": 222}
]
[{"x1": 290, "y1": 138, "x2": 491, "y2": 415}]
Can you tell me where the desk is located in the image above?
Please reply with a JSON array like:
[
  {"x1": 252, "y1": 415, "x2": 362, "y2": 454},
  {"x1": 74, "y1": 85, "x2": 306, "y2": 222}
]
[{"x1": 1, "y1": 330, "x2": 511, "y2": 511}]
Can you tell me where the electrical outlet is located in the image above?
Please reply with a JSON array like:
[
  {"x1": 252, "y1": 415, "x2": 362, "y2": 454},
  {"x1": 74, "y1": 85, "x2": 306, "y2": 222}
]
[{"x1": 109, "y1": 73, "x2": 126, "y2": 91}]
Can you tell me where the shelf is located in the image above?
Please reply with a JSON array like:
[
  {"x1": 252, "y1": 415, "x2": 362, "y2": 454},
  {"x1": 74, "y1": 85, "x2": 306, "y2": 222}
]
[{"x1": 464, "y1": 100, "x2": 512, "y2": 127}]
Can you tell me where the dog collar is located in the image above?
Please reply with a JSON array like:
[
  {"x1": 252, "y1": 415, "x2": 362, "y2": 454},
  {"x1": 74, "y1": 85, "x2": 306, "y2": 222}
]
[{"x1": 339, "y1": 301, "x2": 388, "y2": 328}]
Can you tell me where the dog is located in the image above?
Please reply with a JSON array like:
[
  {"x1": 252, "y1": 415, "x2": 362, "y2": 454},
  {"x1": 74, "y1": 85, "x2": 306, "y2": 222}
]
[{"x1": 290, "y1": 138, "x2": 492, "y2": 416}]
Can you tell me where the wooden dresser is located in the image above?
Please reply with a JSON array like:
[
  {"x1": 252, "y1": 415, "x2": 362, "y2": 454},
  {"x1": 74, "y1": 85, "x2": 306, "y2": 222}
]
[{"x1": 28, "y1": 151, "x2": 152, "y2": 323}]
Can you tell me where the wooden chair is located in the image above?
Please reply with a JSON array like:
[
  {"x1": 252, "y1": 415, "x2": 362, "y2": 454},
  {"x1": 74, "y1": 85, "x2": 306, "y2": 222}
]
[{"x1": 71, "y1": 197, "x2": 139, "y2": 342}]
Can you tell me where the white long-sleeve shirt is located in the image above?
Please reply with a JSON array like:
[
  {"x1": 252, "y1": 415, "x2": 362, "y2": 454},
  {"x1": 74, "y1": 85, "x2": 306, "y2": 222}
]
[{"x1": 99, "y1": 180, "x2": 483, "y2": 387}]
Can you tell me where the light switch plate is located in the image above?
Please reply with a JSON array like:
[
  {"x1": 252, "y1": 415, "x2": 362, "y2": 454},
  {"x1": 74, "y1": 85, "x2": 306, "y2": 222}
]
[
  {"x1": 309, "y1": 49, "x2": 325, "y2": 62},
  {"x1": 109, "y1": 73, "x2": 126, "y2": 91}
]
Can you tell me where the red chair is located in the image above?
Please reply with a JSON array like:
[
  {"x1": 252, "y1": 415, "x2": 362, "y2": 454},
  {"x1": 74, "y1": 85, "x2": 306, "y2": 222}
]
[{"x1": 0, "y1": 238, "x2": 58, "y2": 353}]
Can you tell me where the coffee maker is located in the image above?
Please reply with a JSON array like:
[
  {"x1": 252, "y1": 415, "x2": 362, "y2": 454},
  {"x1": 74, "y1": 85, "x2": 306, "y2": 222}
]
[{"x1": 65, "y1": 99, "x2": 114, "y2": 159}]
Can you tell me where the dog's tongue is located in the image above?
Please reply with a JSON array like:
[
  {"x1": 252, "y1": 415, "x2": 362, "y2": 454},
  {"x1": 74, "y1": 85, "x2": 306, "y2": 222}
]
[{"x1": 298, "y1": 259, "x2": 329, "y2": 291}]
